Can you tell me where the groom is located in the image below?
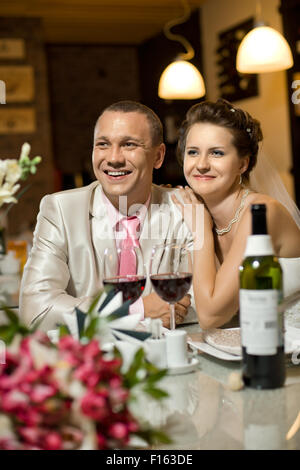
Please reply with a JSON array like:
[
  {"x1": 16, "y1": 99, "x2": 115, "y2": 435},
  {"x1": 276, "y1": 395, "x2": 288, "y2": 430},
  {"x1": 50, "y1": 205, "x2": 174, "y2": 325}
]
[{"x1": 19, "y1": 101, "x2": 195, "y2": 331}]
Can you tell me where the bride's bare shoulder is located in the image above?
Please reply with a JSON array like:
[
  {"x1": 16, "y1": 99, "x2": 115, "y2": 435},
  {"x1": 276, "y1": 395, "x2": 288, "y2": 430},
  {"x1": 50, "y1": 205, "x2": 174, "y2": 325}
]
[
  {"x1": 246, "y1": 192, "x2": 288, "y2": 216},
  {"x1": 245, "y1": 191, "x2": 300, "y2": 255},
  {"x1": 244, "y1": 191, "x2": 298, "y2": 230},
  {"x1": 247, "y1": 191, "x2": 277, "y2": 204}
]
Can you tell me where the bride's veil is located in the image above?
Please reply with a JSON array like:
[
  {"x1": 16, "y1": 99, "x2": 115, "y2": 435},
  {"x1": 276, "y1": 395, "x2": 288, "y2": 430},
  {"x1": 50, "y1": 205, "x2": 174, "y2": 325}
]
[{"x1": 249, "y1": 150, "x2": 300, "y2": 229}]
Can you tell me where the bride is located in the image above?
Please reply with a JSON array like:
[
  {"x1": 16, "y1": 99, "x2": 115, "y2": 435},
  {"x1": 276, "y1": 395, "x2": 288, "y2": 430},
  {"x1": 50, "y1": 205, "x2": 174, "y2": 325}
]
[{"x1": 173, "y1": 99, "x2": 300, "y2": 329}]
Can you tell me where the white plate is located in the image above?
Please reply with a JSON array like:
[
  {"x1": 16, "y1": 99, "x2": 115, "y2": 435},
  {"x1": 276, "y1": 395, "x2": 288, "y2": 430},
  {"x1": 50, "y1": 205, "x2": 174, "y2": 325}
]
[
  {"x1": 285, "y1": 319, "x2": 300, "y2": 353},
  {"x1": 167, "y1": 357, "x2": 199, "y2": 375},
  {"x1": 188, "y1": 338, "x2": 242, "y2": 361},
  {"x1": 284, "y1": 337, "x2": 298, "y2": 355},
  {"x1": 188, "y1": 329, "x2": 294, "y2": 362},
  {"x1": 203, "y1": 328, "x2": 242, "y2": 356}
]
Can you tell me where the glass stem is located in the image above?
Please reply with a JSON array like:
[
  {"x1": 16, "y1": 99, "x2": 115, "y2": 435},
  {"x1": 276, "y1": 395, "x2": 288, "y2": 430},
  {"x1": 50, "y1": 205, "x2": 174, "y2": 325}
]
[{"x1": 170, "y1": 303, "x2": 176, "y2": 330}]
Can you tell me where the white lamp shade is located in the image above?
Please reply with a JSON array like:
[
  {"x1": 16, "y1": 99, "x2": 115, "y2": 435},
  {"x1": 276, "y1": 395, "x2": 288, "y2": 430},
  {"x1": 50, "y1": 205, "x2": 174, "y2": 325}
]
[
  {"x1": 158, "y1": 60, "x2": 206, "y2": 99},
  {"x1": 236, "y1": 26, "x2": 294, "y2": 73}
]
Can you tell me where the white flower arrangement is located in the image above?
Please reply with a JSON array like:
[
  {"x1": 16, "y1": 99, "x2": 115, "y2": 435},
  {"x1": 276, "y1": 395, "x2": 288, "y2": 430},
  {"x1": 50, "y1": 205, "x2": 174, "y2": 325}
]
[{"x1": 0, "y1": 143, "x2": 41, "y2": 209}]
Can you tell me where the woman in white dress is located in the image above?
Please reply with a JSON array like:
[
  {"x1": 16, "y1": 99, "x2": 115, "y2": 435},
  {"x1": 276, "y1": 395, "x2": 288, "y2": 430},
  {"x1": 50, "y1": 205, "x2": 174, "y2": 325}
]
[{"x1": 173, "y1": 99, "x2": 300, "y2": 329}]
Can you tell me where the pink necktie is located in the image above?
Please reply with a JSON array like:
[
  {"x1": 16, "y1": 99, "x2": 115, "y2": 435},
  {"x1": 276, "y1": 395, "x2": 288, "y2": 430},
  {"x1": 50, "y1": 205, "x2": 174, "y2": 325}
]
[{"x1": 118, "y1": 216, "x2": 140, "y2": 276}]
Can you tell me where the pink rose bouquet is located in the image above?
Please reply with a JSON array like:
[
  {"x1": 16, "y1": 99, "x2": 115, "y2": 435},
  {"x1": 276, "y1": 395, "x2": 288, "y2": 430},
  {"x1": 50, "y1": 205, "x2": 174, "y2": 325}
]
[{"x1": 0, "y1": 308, "x2": 169, "y2": 450}]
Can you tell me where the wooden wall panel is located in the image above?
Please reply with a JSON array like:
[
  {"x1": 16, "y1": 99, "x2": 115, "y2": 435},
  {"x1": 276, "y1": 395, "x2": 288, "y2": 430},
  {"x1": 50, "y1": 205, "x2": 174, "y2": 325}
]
[
  {"x1": 0, "y1": 17, "x2": 55, "y2": 236},
  {"x1": 46, "y1": 44, "x2": 140, "y2": 185}
]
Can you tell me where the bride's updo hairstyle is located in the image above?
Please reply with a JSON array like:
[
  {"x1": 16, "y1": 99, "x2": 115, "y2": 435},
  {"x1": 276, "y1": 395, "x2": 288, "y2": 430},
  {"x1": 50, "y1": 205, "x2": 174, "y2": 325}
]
[{"x1": 177, "y1": 99, "x2": 263, "y2": 182}]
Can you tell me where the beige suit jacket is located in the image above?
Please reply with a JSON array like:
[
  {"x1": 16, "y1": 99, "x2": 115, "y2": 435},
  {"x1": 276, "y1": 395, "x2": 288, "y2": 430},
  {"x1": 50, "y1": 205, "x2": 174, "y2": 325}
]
[{"x1": 20, "y1": 181, "x2": 196, "y2": 331}]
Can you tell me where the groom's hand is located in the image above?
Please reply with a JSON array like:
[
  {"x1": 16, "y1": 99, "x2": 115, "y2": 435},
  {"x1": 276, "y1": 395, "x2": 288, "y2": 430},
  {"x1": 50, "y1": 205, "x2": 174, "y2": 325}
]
[{"x1": 143, "y1": 292, "x2": 191, "y2": 329}]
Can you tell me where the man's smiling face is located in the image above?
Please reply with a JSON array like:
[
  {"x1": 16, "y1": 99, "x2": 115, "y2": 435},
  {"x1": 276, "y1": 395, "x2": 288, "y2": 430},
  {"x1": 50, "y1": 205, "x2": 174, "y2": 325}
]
[{"x1": 92, "y1": 110, "x2": 165, "y2": 210}]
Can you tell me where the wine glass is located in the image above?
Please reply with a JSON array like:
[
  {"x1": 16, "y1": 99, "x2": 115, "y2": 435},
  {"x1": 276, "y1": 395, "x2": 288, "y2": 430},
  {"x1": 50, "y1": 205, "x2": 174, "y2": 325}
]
[
  {"x1": 102, "y1": 245, "x2": 146, "y2": 305},
  {"x1": 149, "y1": 242, "x2": 193, "y2": 330}
]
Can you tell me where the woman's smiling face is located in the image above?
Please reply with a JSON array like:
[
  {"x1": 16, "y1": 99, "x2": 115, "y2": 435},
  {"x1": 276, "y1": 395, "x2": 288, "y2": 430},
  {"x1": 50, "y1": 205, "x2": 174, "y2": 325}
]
[{"x1": 183, "y1": 122, "x2": 249, "y2": 198}]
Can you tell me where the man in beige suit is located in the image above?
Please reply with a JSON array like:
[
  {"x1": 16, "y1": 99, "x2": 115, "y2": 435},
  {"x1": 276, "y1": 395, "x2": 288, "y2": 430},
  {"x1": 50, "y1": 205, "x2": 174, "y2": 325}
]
[{"x1": 20, "y1": 101, "x2": 195, "y2": 331}]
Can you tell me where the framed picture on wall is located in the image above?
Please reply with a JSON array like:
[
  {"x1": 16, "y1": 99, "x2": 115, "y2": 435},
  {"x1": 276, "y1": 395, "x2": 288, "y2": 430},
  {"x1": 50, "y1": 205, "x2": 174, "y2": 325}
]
[
  {"x1": 292, "y1": 72, "x2": 300, "y2": 117},
  {"x1": 0, "y1": 65, "x2": 34, "y2": 102},
  {"x1": 0, "y1": 39, "x2": 25, "y2": 60},
  {"x1": 0, "y1": 108, "x2": 36, "y2": 133},
  {"x1": 216, "y1": 18, "x2": 259, "y2": 102}
]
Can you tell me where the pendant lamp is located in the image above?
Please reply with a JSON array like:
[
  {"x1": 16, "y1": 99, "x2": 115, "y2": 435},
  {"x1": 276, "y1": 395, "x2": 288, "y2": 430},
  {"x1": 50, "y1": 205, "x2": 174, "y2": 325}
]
[
  {"x1": 158, "y1": 0, "x2": 205, "y2": 100},
  {"x1": 236, "y1": 2, "x2": 293, "y2": 73}
]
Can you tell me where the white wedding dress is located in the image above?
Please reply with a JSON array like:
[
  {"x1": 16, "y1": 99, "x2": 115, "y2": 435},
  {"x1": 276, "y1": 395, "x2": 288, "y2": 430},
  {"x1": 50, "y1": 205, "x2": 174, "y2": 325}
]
[
  {"x1": 280, "y1": 258, "x2": 300, "y2": 298},
  {"x1": 279, "y1": 257, "x2": 300, "y2": 319}
]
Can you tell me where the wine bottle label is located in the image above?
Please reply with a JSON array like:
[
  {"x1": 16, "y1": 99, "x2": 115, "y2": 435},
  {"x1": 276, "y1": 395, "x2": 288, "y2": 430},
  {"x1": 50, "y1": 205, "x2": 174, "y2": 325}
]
[
  {"x1": 244, "y1": 235, "x2": 274, "y2": 257},
  {"x1": 240, "y1": 289, "x2": 283, "y2": 355}
]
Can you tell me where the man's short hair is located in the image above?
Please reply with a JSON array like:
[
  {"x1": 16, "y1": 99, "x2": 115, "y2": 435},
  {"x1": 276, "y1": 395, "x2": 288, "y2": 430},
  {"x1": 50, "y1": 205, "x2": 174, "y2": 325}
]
[{"x1": 95, "y1": 100, "x2": 163, "y2": 146}]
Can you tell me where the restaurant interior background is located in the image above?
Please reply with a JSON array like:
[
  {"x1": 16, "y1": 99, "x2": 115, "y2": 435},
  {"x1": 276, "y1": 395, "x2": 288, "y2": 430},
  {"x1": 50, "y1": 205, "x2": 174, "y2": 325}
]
[{"x1": 0, "y1": 0, "x2": 299, "y2": 238}]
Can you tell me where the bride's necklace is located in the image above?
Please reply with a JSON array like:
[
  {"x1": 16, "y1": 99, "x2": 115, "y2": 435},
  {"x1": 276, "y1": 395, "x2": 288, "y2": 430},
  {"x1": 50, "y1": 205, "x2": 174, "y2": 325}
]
[{"x1": 214, "y1": 188, "x2": 251, "y2": 236}]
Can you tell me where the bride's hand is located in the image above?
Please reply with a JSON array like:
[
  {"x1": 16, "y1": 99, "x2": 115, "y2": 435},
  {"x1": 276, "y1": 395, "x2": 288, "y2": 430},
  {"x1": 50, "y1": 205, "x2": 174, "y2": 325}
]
[{"x1": 172, "y1": 186, "x2": 213, "y2": 234}]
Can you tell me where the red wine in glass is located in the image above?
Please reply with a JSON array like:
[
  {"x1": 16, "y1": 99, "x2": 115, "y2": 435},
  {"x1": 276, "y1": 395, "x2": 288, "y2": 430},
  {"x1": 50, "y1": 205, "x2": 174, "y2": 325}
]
[
  {"x1": 150, "y1": 273, "x2": 192, "y2": 303},
  {"x1": 150, "y1": 243, "x2": 193, "y2": 330},
  {"x1": 103, "y1": 275, "x2": 146, "y2": 304}
]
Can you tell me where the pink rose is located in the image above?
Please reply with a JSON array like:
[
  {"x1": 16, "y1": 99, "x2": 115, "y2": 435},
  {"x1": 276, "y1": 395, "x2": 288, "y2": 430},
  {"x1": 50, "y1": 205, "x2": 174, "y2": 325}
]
[
  {"x1": 97, "y1": 432, "x2": 107, "y2": 449},
  {"x1": 18, "y1": 426, "x2": 44, "y2": 446},
  {"x1": 109, "y1": 387, "x2": 129, "y2": 406},
  {"x1": 0, "y1": 360, "x2": 31, "y2": 390},
  {"x1": 16, "y1": 408, "x2": 42, "y2": 427},
  {"x1": 128, "y1": 420, "x2": 139, "y2": 433},
  {"x1": 82, "y1": 340, "x2": 101, "y2": 361},
  {"x1": 30, "y1": 384, "x2": 57, "y2": 404},
  {"x1": 1, "y1": 390, "x2": 29, "y2": 413},
  {"x1": 74, "y1": 362, "x2": 99, "y2": 388},
  {"x1": 98, "y1": 359, "x2": 122, "y2": 382},
  {"x1": 95, "y1": 386, "x2": 109, "y2": 399},
  {"x1": 108, "y1": 422, "x2": 128, "y2": 440},
  {"x1": 58, "y1": 336, "x2": 78, "y2": 351},
  {"x1": 101, "y1": 358, "x2": 121, "y2": 372},
  {"x1": 44, "y1": 432, "x2": 63, "y2": 450},
  {"x1": 109, "y1": 377, "x2": 122, "y2": 388},
  {"x1": 19, "y1": 337, "x2": 33, "y2": 359},
  {"x1": 81, "y1": 392, "x2": 108, "y2": 420}
]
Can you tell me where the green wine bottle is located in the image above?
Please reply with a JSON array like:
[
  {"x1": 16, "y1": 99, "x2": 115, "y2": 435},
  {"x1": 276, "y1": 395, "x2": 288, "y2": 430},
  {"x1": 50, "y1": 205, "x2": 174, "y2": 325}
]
[{"x1": 239, "y1": 204, "x2": 285, "y2": 389}]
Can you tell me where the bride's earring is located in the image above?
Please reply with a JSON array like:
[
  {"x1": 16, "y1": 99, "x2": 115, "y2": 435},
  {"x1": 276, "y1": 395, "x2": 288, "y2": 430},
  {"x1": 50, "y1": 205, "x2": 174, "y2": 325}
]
[{"x1": 239, "y1": 174, "x2": 243, "y2": 185}]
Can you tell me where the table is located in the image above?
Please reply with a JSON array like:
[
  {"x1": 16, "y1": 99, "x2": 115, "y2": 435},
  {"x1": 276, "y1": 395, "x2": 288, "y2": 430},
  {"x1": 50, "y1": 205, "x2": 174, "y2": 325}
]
[
  {"x1": 132, "y1": 324, "x2": 300, "y2": 450},
  {"x1": 1, "y1": 282, "x2": 299, "y2": 450}
]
